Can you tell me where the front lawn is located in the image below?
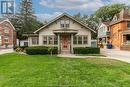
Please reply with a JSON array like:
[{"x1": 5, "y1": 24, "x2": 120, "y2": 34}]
[{"x1": 0, "y1": 53, "x2": 130, "y2": 87}]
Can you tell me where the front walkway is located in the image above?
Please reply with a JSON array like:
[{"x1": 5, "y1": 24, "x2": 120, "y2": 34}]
[
  {"x1": 0, "y1": 49, "x2": 14, "y2": 55},
  {"x1": 58, "y1": 49, "x2": 130, "y2": 63},
  {"x1": 58, "y1": 54, "x2": 97, "y2": 58}
]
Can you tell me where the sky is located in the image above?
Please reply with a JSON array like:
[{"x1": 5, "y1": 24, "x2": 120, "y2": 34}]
[{"x1": 1, "y1": 0, "x2": 130, "y2": 22}]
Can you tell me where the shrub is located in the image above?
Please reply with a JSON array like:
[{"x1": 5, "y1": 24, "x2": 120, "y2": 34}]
[
  {"x1": 26, "y1": 46, "x2": 58, "y2": 55},
  {"x1": 14, "y1": 46, "x2": 28, "y2": 52},
  {"x1": 73, "y1": 47, "x2": 100, "y2": 54}
]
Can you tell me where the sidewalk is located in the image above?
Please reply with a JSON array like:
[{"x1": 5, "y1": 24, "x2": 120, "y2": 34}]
[
  {"x1": 58, "y1": 53, "x2": 130, "y2": 63},
  {"x1": 0, "y1": 49, "x2": 14, "y2": 55}
]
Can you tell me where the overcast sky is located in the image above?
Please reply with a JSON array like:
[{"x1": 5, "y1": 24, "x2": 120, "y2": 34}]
[{"x1": 1, "y1": 0, "x2": 130, "y2": 22}]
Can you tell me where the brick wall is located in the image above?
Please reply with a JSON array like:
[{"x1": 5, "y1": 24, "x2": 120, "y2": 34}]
[
  {"x1": 0, "y1": 21, "x2": 16, "y2": 48},
  {"x1": 110, "y1": 21, "x2": 127, "y2": 48},
  {"x1": 120, "y1": 45, "x2": 130, "y2": 51}
]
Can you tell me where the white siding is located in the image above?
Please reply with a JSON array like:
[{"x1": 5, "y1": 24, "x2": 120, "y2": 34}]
[{"x1": 32, "y1": 16, "x2": 92, "y2": 47}]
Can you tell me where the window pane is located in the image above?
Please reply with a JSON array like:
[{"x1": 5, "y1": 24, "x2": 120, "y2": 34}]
[
  {"x1": 65, "y1": 20, "x2": 70, "y2": 28},
  {"x1": 73, "y1": 36, "x2": 77, "y2": 44},
  {"x1": 0, "y1": 36, "x2": 2, "y2": 45},
  {"x1": 83, "y1": 36, "x2": 88, "y2": 44},
  {"x1": 49, "y1": 36, "x2": 53, "y2": 45},
  {"x1": 4, "y1": 27, "x2": 9, "y2": 33},
  {"x1": 60, "y1": 20, "x2": 65, "y2": 28},
  {"x1": 54, "y1": 36, "x2": 58, "y2": 45},
  {"x1": 78, "y1": 36, "x2": 82, "y2": 44},
  {"x1": 4, "y1": 36, "x2": 9, "y2": 43},
  {"x1": 127, "y1": 22, "x2": 130, "y2": 28},
  {"x1": 43, "y1": 36, "x2": 47, "y2": 44},
  {"x1": 32, "y1": 37, "x2": 38, "y2": 45}
]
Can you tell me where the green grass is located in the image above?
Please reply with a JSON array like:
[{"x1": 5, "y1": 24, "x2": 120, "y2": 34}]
[{"x1": 0, "y1": 53, "x2": 130, "y2": 87}]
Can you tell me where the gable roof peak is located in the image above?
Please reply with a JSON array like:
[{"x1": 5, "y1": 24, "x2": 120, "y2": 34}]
[{"x1": 34, "y1": 13, "x2": 96, "y2": 33}]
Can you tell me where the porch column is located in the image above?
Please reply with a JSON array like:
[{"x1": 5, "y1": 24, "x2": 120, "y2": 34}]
[
  {"x1": 58, "y1": 34, "x2": 60, "y2": 54},
  {"x1": 71, "y1": 34, "x2": 74, "y2": 54}
]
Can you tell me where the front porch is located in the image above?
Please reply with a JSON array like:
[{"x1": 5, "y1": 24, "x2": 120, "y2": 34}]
[
  {"x1": 53, "y1": 29, "x2": 78, "y2": 54},
  {"x1": 121, "y1": 30, "x2": 130, "y2": 51}
]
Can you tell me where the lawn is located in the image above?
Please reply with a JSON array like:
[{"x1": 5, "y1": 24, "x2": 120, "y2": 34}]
[{"x1": 0, "y1": 53, "x2": 130, "y2": 87}]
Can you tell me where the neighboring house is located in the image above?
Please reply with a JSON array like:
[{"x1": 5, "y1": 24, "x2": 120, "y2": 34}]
[
  {"x1": 0, "y1": 18, "x2": 16, "y2": 48},
  {"x1": 17, "y1": 39, "x2": 28, "y2": 46},
  {"x1": 98, "y1": 22, "x2": 110, "y2": 47},
  {"x1": 27, "y1": 13, "x2": 95, "y2": 54},
  {"x1": 110, "y1": 7, "x2": 130, "y2": 50}
]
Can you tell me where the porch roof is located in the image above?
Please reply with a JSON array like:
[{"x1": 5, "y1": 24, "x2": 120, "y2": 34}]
[
  {"x1": 53, "y1": 29, "x2": 78, "y2": 34},
  {"x1": 122, "y1": 30, "x2": 130, "y2": 35}
]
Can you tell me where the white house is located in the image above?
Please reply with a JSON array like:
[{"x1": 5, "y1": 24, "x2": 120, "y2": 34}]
[
  {"x1": 98, "y1": 22, "x2": 110, "y2": 47},
  {"x1": 27, "y1": 13, "x2": 95, "y2": 54}
]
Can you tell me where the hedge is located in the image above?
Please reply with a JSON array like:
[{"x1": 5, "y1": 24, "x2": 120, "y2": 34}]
[
  {"x1": 73, "y1": 47, "x2": 100, "y2": 54},
  {"x1": 25, "y1": 46, "x2": 58, "y2": 55}
]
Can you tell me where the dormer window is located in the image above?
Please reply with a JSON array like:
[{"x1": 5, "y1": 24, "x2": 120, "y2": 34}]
[
  {"x1": 65, "y1": 20, "x2": 70, "y2": 28},
  {"x1": 60, "y1": 20, "x2": 65, "y2": 28},
  {"x1": 60, "y1": 20, "x2": 70, "y2": 28}
]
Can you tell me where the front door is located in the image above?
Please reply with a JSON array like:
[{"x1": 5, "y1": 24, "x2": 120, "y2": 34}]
[{"x1": 61, "y1": 35, "x2": 70, "y2": 53}]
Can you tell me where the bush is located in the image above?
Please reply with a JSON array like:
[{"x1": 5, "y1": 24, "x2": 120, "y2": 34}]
[
  {"x1": 73, "y1": 47, "x2": 100, "y2": 54},
  {"x1": 26, "y1": 46, "x2": 58, "y2": 55},
  {"x1": 14, "y1": 46, "x2": 28, "y2": 52}
]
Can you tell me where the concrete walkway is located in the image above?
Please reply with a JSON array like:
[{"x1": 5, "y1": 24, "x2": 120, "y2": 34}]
[
  {"x1": 57, "y1": 54, "x2": 97, "y2": 58},
  {"x1": 58, "y1": 49, "x2": 130, "y2": 63},
  {"x1": 0, "y1": 49, "x2": 14, "y2": 55}
]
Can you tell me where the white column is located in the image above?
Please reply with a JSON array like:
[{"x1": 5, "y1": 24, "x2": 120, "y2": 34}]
[
  {"x1": 88, "y1": 31, "x2": 91, "y2": 46},
  {"x1": 58, "y1": 34, "x2": 60, "y2": 54},
  {"x1": 39, "y1": 35, "x2": 43, "y2": 46},
  {"x1": 71, "y1": 34, "x2": 74, "y2": 54}
]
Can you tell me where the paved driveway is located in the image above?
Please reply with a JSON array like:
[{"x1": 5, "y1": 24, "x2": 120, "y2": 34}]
[{"x1": 101, "y1": 48, "x2": 130, "y2": 63}]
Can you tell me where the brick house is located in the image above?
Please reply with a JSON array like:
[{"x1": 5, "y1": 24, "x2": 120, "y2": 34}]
[
  {"x1": 0, "y1": 18, "x2": 16, "y2": 48},
  {"x1": 109, "y1": 7, "x2": 130, "y2": 50}
]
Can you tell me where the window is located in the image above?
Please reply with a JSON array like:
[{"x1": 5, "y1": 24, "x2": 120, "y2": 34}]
[
  {"x1": 4, "y1": 36, "x2": 9, "y2": 43},
  {"x1": 78, "y1": 36, "x2": 82, "y2": 44},
  {"x1": 4, "y1": 27, "x2": 9, "y2": 33},
  {"x1": 83, "y1": 36, "x2": 88, "y2": 44},
  {"x1": 127, "y1": 22, "x2": 130, "y2": 28},
  {"x1": 54, "y1": 36, "x2": 58, "y2": 45},
  {"x1": 32, "y1": 37, "x2": 38, "y2": 45},
  {"x1": 65, "y1": 20, "x2": 70, "y2": 28},
  {"x1": 48, "y1": 36, "x2": 53, "y2": 45},
  {"x1": 43, "y1": 36, "x2": 47, "y2": 44},
  {"x1": 0, "y1": 36, "x2": 2, "y2": 45},
  {"x1": 24, "y1": 42, "x2": 28, "y2": 46},
  {"x1": 60, "y1": 20, "x2": 65, "y2": 28},
  {"x1": 73, "y1": 36, "x2": 77, "y2": 44}
]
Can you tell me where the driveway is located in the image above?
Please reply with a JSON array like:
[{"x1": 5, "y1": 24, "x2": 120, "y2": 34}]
[
  {"x1": 101, "y1": 48, "x2": 130, "y2": 63},
  {"x1": 0, "y1": 49, "x2": 14, "y2": 55}
]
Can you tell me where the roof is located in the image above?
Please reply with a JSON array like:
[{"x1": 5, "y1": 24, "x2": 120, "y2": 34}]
[
  {"x1": 34, "y1": 13, "x2": 96, "y2": 33},
  {"x1": 0, "y1": 18, "x2": 15, "y2": 30},
  {"x1": 102, "y1": 21, "x2": 110, "y2": 26},
  {"x1": 110, "y1": 7, "x2": 130, "y2": 25}
]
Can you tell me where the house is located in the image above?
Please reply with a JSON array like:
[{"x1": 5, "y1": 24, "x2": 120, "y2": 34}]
[
  {"x1": 98, "y1": 22, "x2": 110, "y2": 48},
  {"x1": 110, "y1": 7, "x2": 130, "y2": 50},
  {"x1": 0, "y1": 18, "x2": 16, "y2": 48},
  {"x1": 27, "y1": 13, "x2": 95, "y2": 54}
]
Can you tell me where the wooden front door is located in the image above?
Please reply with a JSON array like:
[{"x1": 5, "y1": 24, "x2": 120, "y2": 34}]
[{"x1": 61, "y1": 35, "x2": 70, "y2": 52}]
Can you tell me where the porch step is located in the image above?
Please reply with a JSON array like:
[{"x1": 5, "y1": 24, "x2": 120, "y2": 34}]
[{"x1": 61, "y1": 50, "x2": 70, "y2": 54}]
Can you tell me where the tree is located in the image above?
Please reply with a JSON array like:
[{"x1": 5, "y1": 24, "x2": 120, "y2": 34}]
[
  {"x1": 73, "y1": 12, "x2": 82, "y2": 21},
  {"x1": 11, "y1": 0, "x2": 43, "y2": 40},
  {"x1": 94, "y1": 4, "x2": 126, "y2": 21}
]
